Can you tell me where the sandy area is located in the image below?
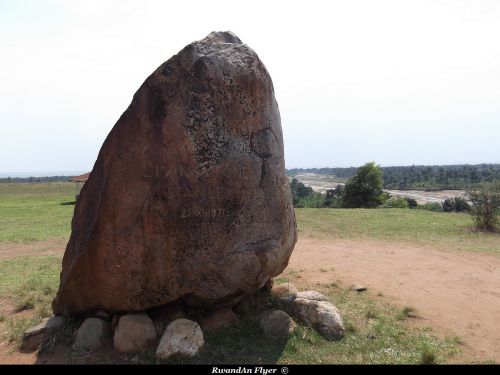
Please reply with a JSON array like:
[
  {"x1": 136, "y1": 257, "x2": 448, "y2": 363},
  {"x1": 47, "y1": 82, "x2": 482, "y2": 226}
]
[
  {"x1": 292, "y1": 173, "x2": 467, "y2": 204},
  {"x1": 288, "y1": 236, "x2": 500, "y2": 362}
]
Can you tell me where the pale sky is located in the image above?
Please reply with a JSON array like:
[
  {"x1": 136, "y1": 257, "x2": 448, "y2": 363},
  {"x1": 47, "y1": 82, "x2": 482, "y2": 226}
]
[{"x1": 1, "y1": 0, "x2": 499, "y2": 175}]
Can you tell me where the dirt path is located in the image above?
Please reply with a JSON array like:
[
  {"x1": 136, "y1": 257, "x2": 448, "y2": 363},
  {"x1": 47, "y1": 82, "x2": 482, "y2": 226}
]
[
  {"x1": 288, "y1": 236, "x2": 500, "y2": 363},
  {"x1": 0, "y1": 238, "x2": 67, "y2": 260}
]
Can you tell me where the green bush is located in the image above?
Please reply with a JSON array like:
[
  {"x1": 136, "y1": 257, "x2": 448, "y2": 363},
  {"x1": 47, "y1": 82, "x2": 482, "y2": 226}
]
[
  {"x1": 296, "y1": 192, "x2": 326, "y2": 208},
  {"x1": 466, "y1": 183, "x2": 500, "y2": 231},
  {"x1": 418, "y1": 203, "x2": 443, "y2": 212},
  {"x1": 383, "y1": 196, "x2": 409, "y2": 208},
  {"x1": 442, "y1": 197, "x2": 470, "y2": 213}
]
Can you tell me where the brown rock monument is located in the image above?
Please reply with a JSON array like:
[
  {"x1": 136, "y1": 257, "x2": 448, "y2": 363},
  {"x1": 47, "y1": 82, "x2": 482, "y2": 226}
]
[{"x1": 53, "y1": 31, "x2": 297, "y2": 315}]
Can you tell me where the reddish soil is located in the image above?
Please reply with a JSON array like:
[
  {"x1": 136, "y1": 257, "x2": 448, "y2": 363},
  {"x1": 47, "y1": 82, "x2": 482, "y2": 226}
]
[
  {"x1": 287, "y1": 236, "x2": 500, "y2": 363},
  {"x1": 0, "y1": 238, "x2": 66, "y2": 260},
  {"x1": 1, "y1": 236, "x2": 499, "y2": 363}
]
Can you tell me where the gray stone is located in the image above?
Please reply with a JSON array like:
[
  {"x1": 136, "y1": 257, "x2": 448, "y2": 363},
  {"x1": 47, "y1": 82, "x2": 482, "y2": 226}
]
[
  {"x1": 258, "y1": 310, "x2": 296, "y2": 339},
  {"x1": 73, "y1": 317, "x2": 111, "y2": 351},
  {"x1": 114, "y1": 313, "x2": 157, "y2": 353},
  {"x1": 21, "y1": 315, "x2": 65, "y2": 351},
  {"x1": 293, "y1": 298, "x2": 345, "y2": 340},
  {"x1": 156, "y1": 319, "x2": 204, "y2": 360},
  {"x1": 296, "y1": 291, "x2": 328, "y2": 301}
]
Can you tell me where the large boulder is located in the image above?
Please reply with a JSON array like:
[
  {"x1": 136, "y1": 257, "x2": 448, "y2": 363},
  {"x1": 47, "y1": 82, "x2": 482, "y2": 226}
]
[{"x1": 53, "y1": 31, "x2": 296, "y2": 315}]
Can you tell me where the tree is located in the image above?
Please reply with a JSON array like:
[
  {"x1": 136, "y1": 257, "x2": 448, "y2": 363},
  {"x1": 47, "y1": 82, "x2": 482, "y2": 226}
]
[
  {"x1": 342, "y1": 162, "x2": 386, "y2": 208},
  {"x1": 466, "y1": 183, "x2": 500, "y2": 231},
  {"x1": 290, "y1": 178, "x2": 314, "y2": 207},
  {"x1": 324, "y1": 185, "x2": 345, "y2": 208}
]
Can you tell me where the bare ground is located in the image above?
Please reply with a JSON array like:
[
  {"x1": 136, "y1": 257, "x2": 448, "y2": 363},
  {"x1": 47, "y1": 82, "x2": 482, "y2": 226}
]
[
  {"x1": 1, "y1": 236, "x2": 499, "y2": 363},
  {"x1": 0, "y1": 238, "x2": 66, "y2": 260},
  {"x1": 287, "y1": 236, "x2": 500, "y2": 363}
]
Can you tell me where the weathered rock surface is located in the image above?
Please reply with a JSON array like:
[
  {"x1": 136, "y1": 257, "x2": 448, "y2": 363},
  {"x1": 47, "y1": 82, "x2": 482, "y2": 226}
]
[
  {"x1": 52, "y1": 30, "x2": 296, "y2": 315},
  {"x1": 296, "y1": 291, "x2": 328, "y2": 301},
  {"x1": 233, "y1": 291, "x2": 270, "y2": 316},
  {"x1": 21, "y1": 316, "x2": 65, "y2": 351},
  {"x1": 293, "y1": 298, "x2": 345, "y2": 340},
  {"x1": 198, "y1": 309, "x2": 238, "y2": 332},
  {"x1": 73, "y1": 317, "x2": 112, "y2": 351},
  {"x1": 258, "y1": 310, "x2": 296, "y2": 339},
  {"x1": 270, "y1": 282, "x2": 298, "y2": 303},
  {"x1": 156, "y1": 319, "x2": 204, "y2": 360},
  {"x1": 114, "y1": 313, "x2": 157, "y2": 353}
]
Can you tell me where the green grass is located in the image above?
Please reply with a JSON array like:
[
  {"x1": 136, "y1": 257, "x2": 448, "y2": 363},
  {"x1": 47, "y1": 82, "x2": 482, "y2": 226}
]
[
  {"x1": 0, "y1": 182, "x2": 75, "y2": 243},
  {"x1": 296, "y1": 208, "x2": 500, "y2": 255},
  {"x1": 0, "y1": 255, "x2": 61, "y2": 325},
  {"x1": 0, "y1": 254, "x2": 62, "y2": 346}
]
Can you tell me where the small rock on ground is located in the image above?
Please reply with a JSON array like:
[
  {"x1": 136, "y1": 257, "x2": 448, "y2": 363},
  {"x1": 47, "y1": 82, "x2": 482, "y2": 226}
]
[
  {"x1": 293, "y1": 298, "x2": 345, "y2": 340},
  {"x1": 21, "y1": 316, "x2": 65, "y2": 351},
  {"x1": 156, "y1": 319, "x2": 204, "y2": 360},
  {"x1": 352, "y1": 284, "x2": 367, "y2": 292},
  {"x1": 296, "y1": 290, "x2": 328, "y2": 301}
]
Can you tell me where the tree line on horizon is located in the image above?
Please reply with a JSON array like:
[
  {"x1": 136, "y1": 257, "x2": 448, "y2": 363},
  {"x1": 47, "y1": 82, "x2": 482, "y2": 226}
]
[
  {"x1": 291, "y1": 162, "x2": 500, "y2": 232},
  {"x1": 287, "y1": 163, "x2": 500, "y2": 190}
]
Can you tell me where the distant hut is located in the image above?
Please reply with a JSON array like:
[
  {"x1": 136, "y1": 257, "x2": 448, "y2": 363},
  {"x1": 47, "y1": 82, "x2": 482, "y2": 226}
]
[{"x1": 69, "y1": 172, "x2": 90, "y2": 200}]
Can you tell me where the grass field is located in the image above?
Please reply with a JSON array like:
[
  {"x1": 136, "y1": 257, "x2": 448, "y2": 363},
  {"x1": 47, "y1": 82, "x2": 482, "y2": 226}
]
[
  {"x1": 296, "y1": 208, "x2": 500, "y2": 255},
  {"x1": 0, "y1": 183, "x2": 75, "y2": 243},
  {"x1": 3, "y1": 182, "x2": 498, "y2": 363}
]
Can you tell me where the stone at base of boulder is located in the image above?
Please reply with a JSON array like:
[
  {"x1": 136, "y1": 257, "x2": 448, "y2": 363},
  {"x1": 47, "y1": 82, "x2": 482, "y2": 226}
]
[
  {"x1": 293, "y1": 298, "x2": 345, "y2": 340},
  {"x1": 148, "y1": 302, "x2": 186, "y2": 336},
  {"x1": 233, "y1": 291, "x2": 271, "y2": 316},
  {"x1": 198, "y1": 309, "x2": 238, "y2": 332},
  {"x1": 258, "y1": 310, "x2": 296, "y2": 339},
  {"x1": 296, "y1": 291, "x2": 328, "y2": 301},
  {"x1": 21, "y1": 316, "x2": 65, "y2": 352},
  {"x1": 114, "y1": 313, "x2": 157, "y2": 353},
  {"x1": 270, "y1": 283, "x2": 298, "y2": 304},
  {"x1": 262, "y1": 278, "x2": 274, "y2": 291},
  {"x1": 90, "y1": 310, "x2": 112, "y2": 321},
  {"x1": 156, "y1": 319, "x2": 204, "y2": 360},
  {"x1": 73, "y1": 317, "x2": 112, "y2": 351}
]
